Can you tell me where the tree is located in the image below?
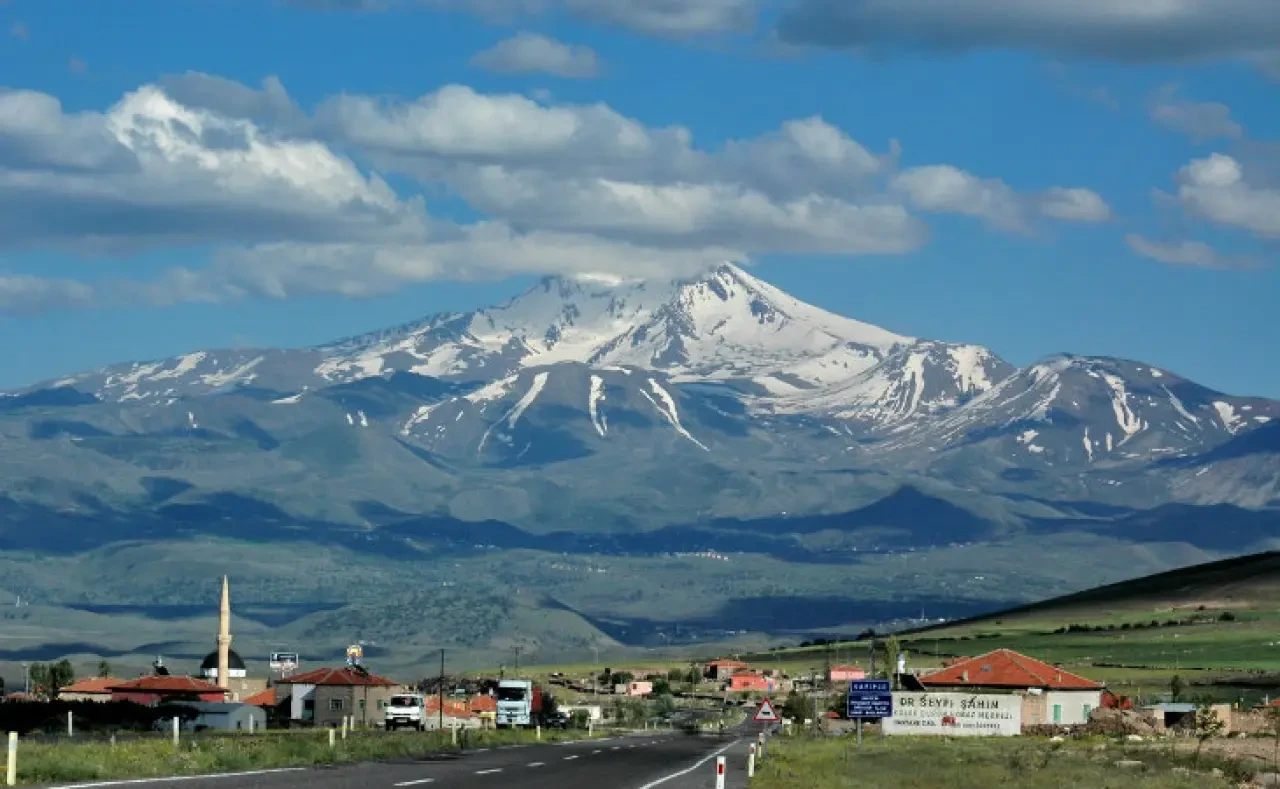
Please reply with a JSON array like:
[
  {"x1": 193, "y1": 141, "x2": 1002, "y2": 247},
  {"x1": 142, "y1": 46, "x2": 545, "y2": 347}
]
[
  {"x1": 569, "y1": 709, "x2": 590, "y2": 730},
  {"x1": 97, "y1": 660, "x2": 112, "y2": 678},
  {"x1": 28, "y1": 660, "x2": 74, "y2": 700},
  {"x1": 1193, "y1": 704, "x2": 1225, "y2": 766},
  {"x1": 1169, "y1": 674, "x2": 1185, "y2": 703},
  {"x1": 652, "y1": 677, "x2": 672, "y2": 696},
  {"x1": 781, "y1": 690, "x2": 810, "y2": 722}
]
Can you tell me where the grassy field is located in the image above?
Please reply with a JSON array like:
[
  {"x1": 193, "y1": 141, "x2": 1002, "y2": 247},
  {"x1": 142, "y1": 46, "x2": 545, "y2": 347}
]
[
  {"x1": 6, "y1": 727, "x2": 596, "y2": 785},
  {"x1": 751, "y1": 736, "x2": 1250, "y2": 789}
]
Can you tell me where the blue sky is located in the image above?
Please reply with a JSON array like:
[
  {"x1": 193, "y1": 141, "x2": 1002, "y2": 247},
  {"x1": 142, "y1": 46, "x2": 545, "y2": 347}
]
[{"x1": 0, "y1": 0, "x2": 1277, "y2": 395}]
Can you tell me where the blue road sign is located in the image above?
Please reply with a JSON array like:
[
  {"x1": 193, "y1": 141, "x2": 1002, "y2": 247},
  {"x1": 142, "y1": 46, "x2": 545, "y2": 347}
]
[{"x1": 847, "y1": 679, "x2": 892, "y2": 719}]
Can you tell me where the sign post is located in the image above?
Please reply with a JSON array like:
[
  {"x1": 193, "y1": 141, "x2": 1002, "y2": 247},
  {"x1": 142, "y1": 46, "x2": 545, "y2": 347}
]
[
  {"x1": 753, "y1": 699, "x2": 780, "y2": 725},
  {"x1": 846, "y1": 680, "x2": 892, "y2": 747}
]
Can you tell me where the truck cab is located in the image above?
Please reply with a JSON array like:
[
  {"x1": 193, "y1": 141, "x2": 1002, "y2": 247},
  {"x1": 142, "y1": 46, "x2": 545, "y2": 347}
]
[
  {"x1": 384, "y1": 693, "x2": 427, "y2": 731},
  {"x1": 496, "y1": 680, "x2": 541, "y2": 728}
]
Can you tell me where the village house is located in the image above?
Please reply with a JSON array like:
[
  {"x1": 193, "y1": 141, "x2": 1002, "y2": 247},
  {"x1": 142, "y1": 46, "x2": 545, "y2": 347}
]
[
  {"x1": 727, "y1": 671, "x2": 775, "y2": 693},
  {"x1": 468, "y1": 695, "x2": 497, "y2": 728},
  {"x1": 919, "y1": 649, "x2": 1104, "y2": 726},
  {"x1": 59, "y1": 677, "x2": 120, "y2": 702},
  {"x1": 704, "y1": 660, "x2": 749, "y2": 681},
  {"x1": 274, "y1": 667, "x2": 400, "y2": 728},
  {"x1": 828, "y1": 665, "x2": 866, "y2": 682},
  {"x1": 107, "y1": 676, "x2": 228, "y2": 706},
  {"x1": 615, "y1": 680, "x2": 653, "y2": 697}
]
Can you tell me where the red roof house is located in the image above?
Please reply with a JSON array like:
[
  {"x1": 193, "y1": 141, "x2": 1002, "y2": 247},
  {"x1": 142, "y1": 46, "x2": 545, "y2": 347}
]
[
  {"x1": 921, "y1": 649, "x2": 1103, "y2": 691},
  {"x1": 108, "y1": 676, "x2": 227, "y2": 705},
  {"x1": 243, "y1": 687, "x2": 277, "y2": 707},
  {"x1": 728, "y1": 671, "x2": 773, "y2": 693},
  {"x1": 469, "y1": 695, "x2": 497, "y2": 714},
  {"x1": 274, "y1": 667, "x2": 397, "y2": 688},
  {"x1": 59, "y1": 677, "x2": 121, "y2": 701}
]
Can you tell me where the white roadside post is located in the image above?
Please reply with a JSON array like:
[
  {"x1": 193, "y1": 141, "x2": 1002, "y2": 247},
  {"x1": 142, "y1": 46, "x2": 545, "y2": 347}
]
[
  {"x1": 748, "y1": 744, "x2": 756, "y2": 777},
  {"x1": 341, "y1": 716, "x2": 348, "y2": 740},
  {"x1": 171, "y1": 716, "x2": 180, "y2": 748},
  {"x1": 248, "y1": 715, "x2": 255, "y2": 733},
  {"x1": 67, "y1": 710, "x2": 73, "y2": 737},
  {"x1": 714, "y1": 756, "x2": 725, "y2": 789},
  {"x1": 6, "y1": 731, "x2": 17, "y2": 787},
  {"x1": 329, "y1": 728, "x2": 336, "y2": 748},
  {"x1": 451, "y1": 720, "x2": 457, "y2": 746},
  {"x1": 757, "y1": 732, "x2": 765, "y2": 761},
  {"x1": 536, "y1": 724, "x2": 541, "y2": 741}
]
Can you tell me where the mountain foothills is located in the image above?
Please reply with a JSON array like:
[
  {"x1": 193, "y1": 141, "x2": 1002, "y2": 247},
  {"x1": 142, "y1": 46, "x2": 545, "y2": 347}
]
[{"x1": 1, "y1": 264, "x2": 1278, "y2": 670}]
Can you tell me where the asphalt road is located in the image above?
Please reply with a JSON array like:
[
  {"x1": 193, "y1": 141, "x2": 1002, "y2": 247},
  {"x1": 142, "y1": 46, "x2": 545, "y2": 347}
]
[{"x1": 42, "y1": 731, "x2": 762, "y2": 789}]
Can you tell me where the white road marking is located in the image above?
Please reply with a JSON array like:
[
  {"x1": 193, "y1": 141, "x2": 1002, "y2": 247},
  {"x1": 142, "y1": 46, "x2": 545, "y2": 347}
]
[
  {"x1": 612, "y1": 746, "x2": 621, "y2": 750},
  {"x1": 50, "y1": 769, "x2": 308, "y2": 788},
  {"x1": 528, "y1": 762, "x2": 545, "y2": 768},
  {"x1": 475, "y1": 769, "x2": 502, "y2": 775},
  {"x1": 564, "y1": 755, "x2": 579, "y2": 760},
  {"x1": 393, "y1": 780, "x2": 435, "y2": 787},
  {"x1": 636, "y1": 739, "x2": 742, "y2": 789},
  {"x1": 593, "y1": 749, "x2": 602, "y2": 754}
]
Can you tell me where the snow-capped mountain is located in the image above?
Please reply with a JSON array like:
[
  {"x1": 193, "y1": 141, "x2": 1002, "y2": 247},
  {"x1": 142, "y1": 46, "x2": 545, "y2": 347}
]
[
  {"x1": 5, "y1": 263, "x2": 1279, "y2": 524},
  {"x1": 885, "y1": 355, "x2": 1279, "y2": 468}
]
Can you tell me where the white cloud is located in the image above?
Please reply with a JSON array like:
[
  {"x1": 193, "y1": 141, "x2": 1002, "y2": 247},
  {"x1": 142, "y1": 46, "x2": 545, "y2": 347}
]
[
  {"x1": 1172, "y1": 153, "x2": 1280, "y2": 238},
  {"x1": 776, "y1": 0, "x2": 1280, "y2": 79},
  {"x1": 1147, "y1": 85, "x2": 1243, "y2": 142},
  {"x1": 1038, "y1": 187, "x2": 1113, "y2": 223},
  {"x1": 0, "y1": 85, "x2": 423, "y2": 253},
  {"x1": 890, "y1": 167, "x2": 1111, "y2": 229},
  {"x1": 471, "y1": 32, "x2": 602, "y2": 78},
  {"x1": 1124, "y1": 234, "x2": 1257, "y2": 270},
  {"x1": 0, "y1": 75, "x2": 1110, "y2": 313},
  {"x1": 291, "y1": 0, "x2": 758, "y2": 37}
]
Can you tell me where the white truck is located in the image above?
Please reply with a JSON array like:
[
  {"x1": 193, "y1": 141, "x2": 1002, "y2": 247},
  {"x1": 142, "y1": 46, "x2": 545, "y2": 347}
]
[
  {"x1": 384, "y1": 692, "x2": 428, "y2": 731},
  {"x1": 496, "y1": 679, "x2": 543, "y2": 728}
]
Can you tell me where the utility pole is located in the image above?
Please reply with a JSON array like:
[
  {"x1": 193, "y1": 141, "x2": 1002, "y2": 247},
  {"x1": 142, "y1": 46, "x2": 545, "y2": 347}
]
[
  {"x1": 513, "y1": 645, "x2": 522, "y2": 675},
  {"x1": 22, "y1": 662, "x2": 30, "y2": 696},
  {"x1": 868, "y1": 635, "x2": 877, "y2": 679},
  {"x1": 592, "y1": 646, "x2": 600, "y2": 699},
  {"x1": 439, "y1": 649, "x2": 445, "y2": 734}
]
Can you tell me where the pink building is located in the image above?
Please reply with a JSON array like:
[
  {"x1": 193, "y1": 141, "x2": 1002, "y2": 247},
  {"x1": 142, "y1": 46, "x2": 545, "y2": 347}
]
[
  {"x1": 829, "y1": 665, "x2": 866, "y2": 682},
  {"x1": 615, "y1": 681, "x2": 653, "y2": 697}
]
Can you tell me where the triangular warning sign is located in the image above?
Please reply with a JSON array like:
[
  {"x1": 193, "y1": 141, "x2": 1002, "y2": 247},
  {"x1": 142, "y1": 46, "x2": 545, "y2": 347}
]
[{"x1": 753, "y1": 698, "x2": 780, "y2": 722}]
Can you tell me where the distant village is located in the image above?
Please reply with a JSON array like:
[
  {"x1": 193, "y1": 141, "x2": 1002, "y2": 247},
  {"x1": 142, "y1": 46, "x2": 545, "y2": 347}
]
[{"x1": 4, "y1": 577, "x2": 1280, "y2": 739}]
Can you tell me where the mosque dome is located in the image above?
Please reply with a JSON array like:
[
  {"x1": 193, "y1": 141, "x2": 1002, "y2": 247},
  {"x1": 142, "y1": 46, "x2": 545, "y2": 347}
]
[{"x1": 200, "y1": 649, "x2": 247, "y2": 679}]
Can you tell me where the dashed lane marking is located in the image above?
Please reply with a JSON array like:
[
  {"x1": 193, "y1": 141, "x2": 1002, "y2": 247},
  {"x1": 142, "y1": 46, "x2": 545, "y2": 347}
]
[{"x1": 393, "y1": 780, "x2": 435, "y2": 787}]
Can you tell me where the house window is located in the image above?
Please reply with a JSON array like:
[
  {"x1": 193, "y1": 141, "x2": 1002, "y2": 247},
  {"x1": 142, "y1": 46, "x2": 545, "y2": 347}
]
[
  {"x1": 377, "y1": 700, "x2": 385, "y2": 710},
  {"x1": 1052, "y1": 704, "x2": 1062, "y2": 724},
  {"x1": 330, "y1": 698, "x2": 346, "y2": 711},
  {"x1": 1083, "y1": 704, "x2": 1092, "y2": 719},
  {"x1": 359, "y1": 699, "x2": 366, "y2": 711}
]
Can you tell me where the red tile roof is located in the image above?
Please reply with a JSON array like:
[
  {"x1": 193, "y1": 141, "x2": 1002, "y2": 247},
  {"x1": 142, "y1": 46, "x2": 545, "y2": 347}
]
[
  {"x1": 61, "y1": 677, "x2": 120, "y2": 694},
  {"x1": 426, "y1": 698, "x2": 474, "y2": 718},
  {"x1": 243, "y1": 687, "x2": 277, "y2": 707},
  {"x1": 109, "y1": 676, "x2": 225, "y2": 693},
  {"x1": 275, "y1": 667, "x2": 397, "y2": 687},
  {"x1": 921, "y1": 649, "x2": 1103, "y2": 691},
  {"x1": 707, "y1": 660, "x2": 748, "y2": 667},
  {"x1": 469, "y1": 696, "x2": 497, "y2": 713}
]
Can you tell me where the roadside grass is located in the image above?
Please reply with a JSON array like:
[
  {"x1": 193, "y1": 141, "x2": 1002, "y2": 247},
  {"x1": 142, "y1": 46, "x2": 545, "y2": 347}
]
[
  {"x1": 10, "y1": 727, "x2": 597, "y2": 785},
  {"x1": 750, "y1": 736, "x2": 1251, "y2": 789}
]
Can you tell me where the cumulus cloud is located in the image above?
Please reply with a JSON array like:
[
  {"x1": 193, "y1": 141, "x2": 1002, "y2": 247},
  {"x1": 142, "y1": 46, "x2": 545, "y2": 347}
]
[
  {"x1": 471, "y1": 32, "x2": 601, "y2": 78},
  {"x1": 288, "y1": 0, "x2": 757, "y2": 37},
  {"x1": 1170, "y1": 153, "x2": 1280, "y2": 239},
  {"x1": 776, "y1": 0, "x2": 1280, "y2": 78},
  {"x1": 1124, "y1": 234, "x2": 1258, "y2": 270},
  {"x1": 0, "y1": 85, "x2": 423, "y2": 254},
  {"x1": 0, "y1": 75, "x2": 1110, "y2": 314},
  {"x1": 890, "y1": 166, "x2": 1111, "y2": 230},
  {"x1": 1148, "y1": 85, "x2": 1243, "y2": 142}
]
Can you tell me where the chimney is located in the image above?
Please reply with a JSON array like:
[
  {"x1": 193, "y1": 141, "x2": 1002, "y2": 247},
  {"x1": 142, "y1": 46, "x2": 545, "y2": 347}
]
[
  {"x1": 961, "y1": 670, "x2": 969, "y2": 682},
  {"x1": 217, "y1": 575, "x2": 232, "y2": 696}
]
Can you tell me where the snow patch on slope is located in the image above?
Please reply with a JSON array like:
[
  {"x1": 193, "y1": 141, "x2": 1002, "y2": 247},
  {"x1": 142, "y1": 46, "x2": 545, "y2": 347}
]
[
  {"x1": 1100, "y1": 372, "x2": 1142, "y2": 438},
  {"x1": 201, "y1": 356, "x2": 264, "y2": 388},
  {"x1": 1213, "y1": 401, "x2": 1244, "y2": 433},
  {"x1": 478, "y1": 372, "x2": 550, "y2": 452},
  {"x1": 588, "y1": 375, "x2": 608, "y2": 437},
  {"x1": 642, "y1": 378, "x2": 708, "y2": 451}
]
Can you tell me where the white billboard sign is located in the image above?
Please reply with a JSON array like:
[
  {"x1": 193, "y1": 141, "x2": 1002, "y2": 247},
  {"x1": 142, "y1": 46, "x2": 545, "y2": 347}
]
[{"x1": 883, "y1": 692, "x2": 1021, "y2": 737}]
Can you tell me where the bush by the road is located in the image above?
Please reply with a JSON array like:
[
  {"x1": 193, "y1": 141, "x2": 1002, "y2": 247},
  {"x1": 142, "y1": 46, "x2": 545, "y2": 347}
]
[
  {"x1": 751, "y1": 735, "x2": 1251, "y2": 788},
  {"x1": 10, "y1": 727, "x2": 595, "y2": 785}
]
